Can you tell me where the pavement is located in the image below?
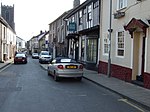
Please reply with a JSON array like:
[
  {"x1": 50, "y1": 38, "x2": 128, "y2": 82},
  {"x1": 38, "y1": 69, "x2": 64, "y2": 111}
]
[{"x1": 0, "y1": 59, "x2": 150, "y2": 111}]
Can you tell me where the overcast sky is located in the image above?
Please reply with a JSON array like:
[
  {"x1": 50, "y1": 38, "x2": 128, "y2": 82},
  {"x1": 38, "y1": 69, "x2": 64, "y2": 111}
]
[{"x1": 1, "y1": 0, "x2": 86, "y2": 41}]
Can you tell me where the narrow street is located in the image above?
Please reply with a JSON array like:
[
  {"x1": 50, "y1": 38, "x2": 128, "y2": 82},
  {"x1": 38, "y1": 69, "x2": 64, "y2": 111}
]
[{"x1": 0, "y1": 56, "x2": 148, "y2": 112}]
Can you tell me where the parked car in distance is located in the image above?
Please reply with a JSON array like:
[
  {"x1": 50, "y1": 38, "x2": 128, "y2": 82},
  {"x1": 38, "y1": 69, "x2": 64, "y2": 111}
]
[
  {"x1": 39, "y1": 51, "x2": 52, "y2": 63},
  {"x1": 47, "y1": 57, "x2": 83, "y2": 81},
  {"x1": 14, "y1": 53, "x2": 27, "y2": 64},
  {"x1": 32, "y1": 53, "x2": 39, "y2": 59}
]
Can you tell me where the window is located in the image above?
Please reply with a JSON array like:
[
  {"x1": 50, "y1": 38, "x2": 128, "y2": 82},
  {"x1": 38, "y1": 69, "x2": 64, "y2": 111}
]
[
  {"x1": 19, "y1": 42, "x2": 22, "y2": 46},
  {"x1": 79, "y1": 10, "x2": 83, "y2": 25},
  {"x1": 117, "y1": 0, "x2": 127, "y2": 10},
  {"x1": 117, "y1": 31, "x2": 124, "y2": 56},
  {"x1": 87, "y1": 4, "x2": 92, "y2": 28},
  {"x1": 103, "y1": 33, "x2": 109, "y2": 55},
  {"x1": 83, "y1": 8, "x2": 86, "y2": 15},
  {"x1": 87, "y1": 5, "x2": 92, "y2": 21},
  {"x1": 3, "y1": 27, "x2": 6, "y2": 39},
  {"x1": 93, "y1": 1, "x2": 99, "y2": 9},
  {"x1": 72, "y1": 16, "x2": 75, "y2": 22},
  {"x1": 81, "y1": 37, "x2": 85, "y2": 60},
  {"x1": 6, "y1": 11, "x2": 10, "y2": 21},
  {"x1": 86, "y1": 38, "x2": 97, "y2": 63}
]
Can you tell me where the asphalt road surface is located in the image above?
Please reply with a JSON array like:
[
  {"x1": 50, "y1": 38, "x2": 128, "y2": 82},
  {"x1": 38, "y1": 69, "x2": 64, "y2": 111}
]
[{"x1": 0, "y1": 56, "x2": 148, "y2": 112}]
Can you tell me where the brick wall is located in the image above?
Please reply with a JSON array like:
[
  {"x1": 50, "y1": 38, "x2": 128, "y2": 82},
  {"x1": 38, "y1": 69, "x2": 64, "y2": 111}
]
[
  {"x1": 98, "y1": 61, "x2": 132, "y2": 82},
  {"x1": 144, "y1": 73, "x2": 150, "y2": 89}
]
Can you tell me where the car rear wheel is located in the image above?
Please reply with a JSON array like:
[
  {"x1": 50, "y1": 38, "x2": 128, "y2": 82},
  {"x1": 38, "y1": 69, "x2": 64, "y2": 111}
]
[
  {"x1": 47, "y1": 71, "x2": 51, "y2": 76},
  {"x1": 54, "y1": 73, "x2": 59, "y2": 82},
  {"x1": 76, "y1": 77, "x2": 82, "y2": 81}
]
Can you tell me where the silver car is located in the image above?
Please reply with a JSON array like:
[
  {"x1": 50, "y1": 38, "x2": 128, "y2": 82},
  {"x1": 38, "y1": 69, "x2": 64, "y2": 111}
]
[
  {"x1": 32, "y1": 53, "x2": 39, "y2": 59},
  {"x1": 39, "y1": 51, "x2": 52, "y2": 63},
  {"x1": 47, "y1": 57, "x2": 83, "y2": 81}
]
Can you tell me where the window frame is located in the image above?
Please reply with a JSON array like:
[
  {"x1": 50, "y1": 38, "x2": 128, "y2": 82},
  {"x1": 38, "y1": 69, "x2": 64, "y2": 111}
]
[
  {"x1": 79, "y1": 10, "x2": 83, "y2": 25},
  {"x1": 117, "y1": 0, "x2": 127, "y2": 10},
  {"x1": 103, "y1": 32, "x2": 109, "y2": 56},
  {"x1": 116, "y1": 30, "x2": 125, "y2": 57},
  {"x1": 86, "y1": 38, "x2": 97, "y2": 63},
  {"x1": 87, "y1": 4, "x2": 92, "y2": 21},
  {"x1": 93, "y1": 0, "x2": 99, "y2": 9}
]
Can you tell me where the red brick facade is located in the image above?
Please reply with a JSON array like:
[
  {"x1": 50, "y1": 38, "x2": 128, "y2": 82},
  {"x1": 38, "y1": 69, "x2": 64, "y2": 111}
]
[
  {"x1": 98, "y1": 61, "x2": 132, "y2": 82},
  {"x1": 98, "y1": 61, "x2": 150, "y2": 89},
  {"x1": 144, "y1": 73, "x2": 150, "y2": 89}
]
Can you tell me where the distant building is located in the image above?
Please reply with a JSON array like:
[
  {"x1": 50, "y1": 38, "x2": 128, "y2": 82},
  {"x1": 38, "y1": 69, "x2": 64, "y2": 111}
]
[
  {"x1": 49, "y1": 11, "x2": 69, "y2": 58},
  {"x1": 16, "y1": 36, "x2": 26, "y2": 52},
  {"x1": 28, "y1": 31, "x2": 46, "y2": 54},
  {"x1": 0, "y1": 3, "x2": 16, "y2": 62},
  {"x1": 38, "y1": 31, "x2": 49, "y2": 52},
  {"x1": 1, "y1": 3, "x2": 15, "y2": 30},
  {"x1": 0, "y1": 16, "x2": 16, "y2": 62}
]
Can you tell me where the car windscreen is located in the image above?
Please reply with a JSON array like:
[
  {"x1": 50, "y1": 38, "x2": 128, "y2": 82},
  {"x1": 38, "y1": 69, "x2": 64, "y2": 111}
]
[
  {"x1": 56, "y1": 59, "x2": 76, "y2": 63},
  {"x1": 41, "y1": 52, "x2": 49, "y2": 55},
  {"x1": 15, "y1": 54, "x2": 25, "y2": 57}
]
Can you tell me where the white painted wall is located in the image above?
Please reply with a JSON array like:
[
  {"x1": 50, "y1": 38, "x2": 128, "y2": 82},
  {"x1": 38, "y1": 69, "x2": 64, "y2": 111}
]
[{"x1": 100, "y1": 0, "x2": 150, "y2": 73}]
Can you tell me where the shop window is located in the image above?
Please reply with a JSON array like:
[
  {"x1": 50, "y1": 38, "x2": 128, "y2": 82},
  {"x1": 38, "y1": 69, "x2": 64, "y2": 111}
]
[{"x1": 86, "y1": 38, "x2": 97, "y2": 63}]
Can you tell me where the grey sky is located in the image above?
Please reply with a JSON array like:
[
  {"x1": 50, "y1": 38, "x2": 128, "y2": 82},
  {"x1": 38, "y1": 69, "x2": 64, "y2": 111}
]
[{"x1": 1, "y1": 0, "x2": 86, "y2": 41}]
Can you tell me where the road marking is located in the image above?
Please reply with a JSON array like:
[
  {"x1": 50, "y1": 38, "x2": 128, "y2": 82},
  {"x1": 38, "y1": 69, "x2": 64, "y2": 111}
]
[
  {"x1": 0, "y1": 63, "x2": 12, "y2": 73},
  {"x1": 118, "y1": 99, "x2": 145, "y2": 112}
]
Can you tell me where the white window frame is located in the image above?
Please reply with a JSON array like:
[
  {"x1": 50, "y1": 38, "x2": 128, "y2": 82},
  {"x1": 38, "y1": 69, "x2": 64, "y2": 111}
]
[
  {"x1": 103, "y1": 32, "x2": 109, "y2": 55},
  {"x1": 116, "y1": 30, "x2": 125, "y2": 57},
  {"x1": 87, "y1": 4, "x2": 92, "y2": 21},
  {"x1": 79, "y1": 10, "x2": 83, "y2": 25},
  {"x1": 117, "y1": 0, "x2": 127, "y2": 10}
]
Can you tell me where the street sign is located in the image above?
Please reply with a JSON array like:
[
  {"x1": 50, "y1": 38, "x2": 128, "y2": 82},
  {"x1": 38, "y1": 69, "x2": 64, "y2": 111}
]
[{"x1": 68, "y1": 22, "x2": 76, "y2": 31}]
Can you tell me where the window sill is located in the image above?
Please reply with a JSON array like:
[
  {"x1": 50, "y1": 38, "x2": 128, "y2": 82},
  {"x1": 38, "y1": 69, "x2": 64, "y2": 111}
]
[{"x1": 116, "y1": 7, "x2": 127, "y2": 12}]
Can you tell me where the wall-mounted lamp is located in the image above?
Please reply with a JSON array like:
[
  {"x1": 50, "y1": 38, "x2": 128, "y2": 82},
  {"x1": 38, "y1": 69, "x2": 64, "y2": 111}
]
[{"x1": 108, "y1": 29, "x2": 113, "y2": 32}]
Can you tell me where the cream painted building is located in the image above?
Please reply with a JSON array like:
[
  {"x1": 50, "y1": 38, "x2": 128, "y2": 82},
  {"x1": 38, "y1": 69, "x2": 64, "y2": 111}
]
[
  {"x1": 99, "y1": 0, "x2": 150, "y2": 89},
  {"x1": 0, "y1": 16, "x2": 16, "y2": 62}
]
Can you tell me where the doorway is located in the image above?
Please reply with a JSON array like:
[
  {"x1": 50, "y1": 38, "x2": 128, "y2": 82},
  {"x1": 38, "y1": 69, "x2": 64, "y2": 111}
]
[{"x1": 132, "y1": 32, "x2": 145, "y2": 84}]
